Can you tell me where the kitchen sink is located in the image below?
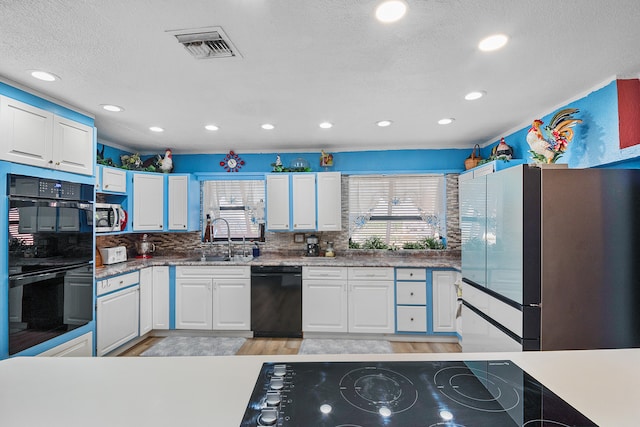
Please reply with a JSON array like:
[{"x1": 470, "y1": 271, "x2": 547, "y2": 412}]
[
  {"x1": 199, "y1": 255, "x2": 231, "y2": 262},
  {"x1": 196, "y1": 255, "x2": 254, "y2": 262}
]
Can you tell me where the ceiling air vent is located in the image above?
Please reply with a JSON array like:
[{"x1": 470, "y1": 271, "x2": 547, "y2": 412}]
[{"x1": 171, "y1": 27, "x2": 241, "y2": 60}]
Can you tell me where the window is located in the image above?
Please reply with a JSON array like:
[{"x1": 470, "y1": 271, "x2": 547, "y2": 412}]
[
  {"x1": 202, "y1": 180, "x2": 265, "y2": 240},
  {"x1": 348, "y1": 174, "x2": 445, "y2": 247}
]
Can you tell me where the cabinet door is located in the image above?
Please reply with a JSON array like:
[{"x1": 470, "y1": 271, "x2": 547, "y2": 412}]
[
  {"x1": 432, "y1": 270, "x2": 458, "y2": 333},
  {"x1": 101, "y1": 167, "x2": 127, "y2": 193},
  {"x1": 212, "y1": 278, "x2": 250, "y2": 330},
  {"x1": 152, "y1": 266, "x2": 170, "y2": 330},
  {"x1": 317, "y1": 172, "x2": 342, "y2": 231},
  {"x1": 175, "y1": 278, "x2": 212, "y2": 330},
  {"x1": 302, "y1": 279, "x2": 348, "y2": 332},
  {"x1": 139, "y1": 267, "x2": 153, "y2": 336},
  {"x1": 96, "y1": 287, "x2": 140, "y2": 356},
  {"x1": 348, "y1": 280, "x2": 394, "y2": 333},
  {"x1": 52, "y1": 115, "x2": 94, "y2": 176},
  {"x1": 292, "y1": 174, "x2": 316, "y2": 230},
  {"x1": 266, "y1": 174, "x2": 290, "y2": 230},
  {"x1": 168, "y1": 175, "x2": 188, "y2": 230},
  {"x1": 133, "y1": 173, "x2": 165, "y2": 231},
  {"x1": 0, "y1": 96, "x2": 53, "y2": 169}
]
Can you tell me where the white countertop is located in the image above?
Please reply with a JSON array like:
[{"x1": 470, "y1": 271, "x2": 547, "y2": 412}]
[{"x1": 1, "y1": 349, "x2": 639, "y2": 426}]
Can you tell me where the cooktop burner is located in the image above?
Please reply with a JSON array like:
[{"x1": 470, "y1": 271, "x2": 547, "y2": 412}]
[{"x1": 240, "y1": 360, "x2": 596, "y2": 427}]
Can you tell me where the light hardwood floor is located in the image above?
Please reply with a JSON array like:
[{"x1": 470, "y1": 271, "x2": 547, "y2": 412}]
[{"x1": 118, "y1": 336, "x2": 461, "y2": 356}]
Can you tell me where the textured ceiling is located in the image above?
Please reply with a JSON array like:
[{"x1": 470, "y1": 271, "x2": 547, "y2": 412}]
[{"x1": 0, "y1": 0, "x2": 639, "y2": 154}]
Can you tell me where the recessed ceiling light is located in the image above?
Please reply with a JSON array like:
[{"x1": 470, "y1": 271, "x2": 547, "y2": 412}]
[
  {"x1": 478, "y1": 34, "x2": 509, "y2": 52},
  {"x1": 149, "y1": 126, "x2": 164, "y2": 132},
  {"x1": 205, "y1": 124, "x2": 219, "y2": 131},
  {"x1": 376, "y1": 120, "x2": 393, "y2": 127},
  {"x1": 465, "y1": 91, "x2": 486, "y2": 101},
  {"x1": 438, "y1": 118, "x2": 455, "y2": 125},
  {"x1": 261, "y1": 123, "x2": 275, "y2": 130},
  {"x1": 30, "y1": 70, "x2": 59, "y2": 82},
  {"x1": 101, "y1": 104, "x2": 124, "y2": 112},
  {"x1": 375, "y1": 0, "x2": 407, "y2": 23},
  {"x1": 319, "y1": 122, "x2": 333, "y2": 129}
]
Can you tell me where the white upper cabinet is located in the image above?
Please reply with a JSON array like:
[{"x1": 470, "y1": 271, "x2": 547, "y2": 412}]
[
  {"x1": 316, "y1": 172, "x2": 342, "y2": 231},
  {"x1": 292, "y1": 174, "x2": 316, "y2": 230},
  {"x1": 0, "y1": 96, "x2": 93, "y2": 175},
  {"x1": 132, "y1": 173, "x2": 164, "y2": 231},
  {"x1": 100, "y1": 166, "x2": 127, "y2": 193},
  {"x1": 266, "y1": 172, "x2": 341, "y2": 232},
  {"x1": 168, "y1": 175, "x2": 188, "y2": 230},
  {"x1": 266, "y1": 174, "x2": 290, "y2": 230},
  {"x1": 52, "y1": 115, "x2": 94, "y2": 176},
  {"x1": 0, "y1": 96, "x2": 53, "y2": 169}
]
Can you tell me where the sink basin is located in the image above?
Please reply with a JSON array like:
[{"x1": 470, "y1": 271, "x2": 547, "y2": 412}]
[{"x1": 199, "y1": 255, "x2": 231, "y2": 262}]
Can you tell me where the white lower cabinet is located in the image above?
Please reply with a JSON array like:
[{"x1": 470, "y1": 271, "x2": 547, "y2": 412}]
[
  {"x1": 432, "y1": 270, "x2": 459, "y2": 333},
  {"x1": 395, "y1": 268, "x2": 428, "y2": 333},
  {"x1": 96, "y1": 285, "x2": 140, "y2": 356},
  {"x1": 152, "y1": 266, "x2": 170, "y2": 330},
  {"x1": 395, "y1": 268, "x2": 459, "y2": 335},
  {"x1": 302, "y1": 267, "x2": 394, "y2": 334},
  {"x1": 139, "y1": 267, "x2": 153, "y2": 335},
  {"x1": 302, "y1": 267, "x2": 348, "y2": 332},
  {"x1": 175, "y1": 266, "x2": 250, "y2": 331}
]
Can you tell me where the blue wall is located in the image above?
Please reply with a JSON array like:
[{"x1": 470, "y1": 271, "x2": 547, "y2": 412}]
[
  {"x1": 171, "y1": 148, "x2": 469, "y2": 175},
  {"x1": 482, "y1": 80, "x2": 640, "y2": 169}
]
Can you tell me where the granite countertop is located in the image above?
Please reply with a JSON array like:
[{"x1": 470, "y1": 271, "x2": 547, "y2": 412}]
[
  {"x1": 1, "y1": 348, "x2": 638, "y2": 426},
  {"x1": 95, "y1": 251, "x2": 461, "y2": 279}
]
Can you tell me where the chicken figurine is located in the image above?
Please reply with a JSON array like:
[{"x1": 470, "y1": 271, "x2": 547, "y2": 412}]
[
  {"x1": 158, "y1": 149, "x2": 173, "y2": 173},
  {"x1": 526, "y1": 108, "x2": 582, "y2": 164}
]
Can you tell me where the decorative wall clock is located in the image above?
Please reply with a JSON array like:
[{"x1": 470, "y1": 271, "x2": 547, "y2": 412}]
[{"x1": 220, "y1": 150, "x2": 244, "y2": 172}]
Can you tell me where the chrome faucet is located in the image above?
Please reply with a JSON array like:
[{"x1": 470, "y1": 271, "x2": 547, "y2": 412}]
[{"x1": 211, "y1": 217, "x2": 233, "y2": 259}]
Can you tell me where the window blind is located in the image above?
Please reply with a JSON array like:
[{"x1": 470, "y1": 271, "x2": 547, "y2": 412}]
[
  {"x1": 348, "y1": 174, "x2": 445, "y2": 246},
  {"x1": 202, "y1": 180, "x2": 265, "y2": 239}
]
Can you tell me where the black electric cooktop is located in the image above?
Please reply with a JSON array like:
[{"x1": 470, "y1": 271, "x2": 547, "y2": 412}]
[{"x1": 240, "y1": 360, "x2": 596, "y2": 427}]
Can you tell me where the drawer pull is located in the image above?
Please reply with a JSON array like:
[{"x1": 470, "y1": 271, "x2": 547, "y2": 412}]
[
  {"x1": 410, "y1": 292, "x2": 414, "y2": 296},
  {"x1": 410, "y1": 273, "x2": 413, "y2": 277},
  {"x1": 410, "y1": 317, "x2": 414, "y2": 321}
]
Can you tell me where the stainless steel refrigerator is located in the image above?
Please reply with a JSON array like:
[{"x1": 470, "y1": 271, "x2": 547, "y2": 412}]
[{"x1": 459, "y1": 164, "x2": 640, "y2": 351}]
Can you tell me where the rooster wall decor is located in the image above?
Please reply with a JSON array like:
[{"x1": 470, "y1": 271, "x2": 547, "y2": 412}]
[{"x1": 526, "y1": 108, "x2": 582, "y2": 164}]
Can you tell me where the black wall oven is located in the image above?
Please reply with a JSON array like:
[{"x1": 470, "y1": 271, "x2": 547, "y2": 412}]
[{"x1": 7, "y1": 174, "x2": 94, "y2": 356}]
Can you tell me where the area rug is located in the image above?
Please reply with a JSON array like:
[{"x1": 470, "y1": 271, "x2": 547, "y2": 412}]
[
  {"x1": 298, "y1": 339, "x2": 393, "y2": 355},
  {"x1": 140, "y1": 336, "x2": 246, "y2": 357}
]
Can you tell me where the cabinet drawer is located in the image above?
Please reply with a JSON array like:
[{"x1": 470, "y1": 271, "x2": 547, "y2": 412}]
[
  {"x1": 176, "y1": 266, "x2": 250, "y2": 279},
  {"x1": 98, "y1": 271, "x2": 139, "y2": 296},
  {"x1": 396, "y1": 268, "x2": 426, "y2": 281},
  {"x1": 348, "y1": 267, "x2": 394, "y2": 281},
  {"x1": 396, "y1": 306, "x2": 427, "y2": 332},
  {"x1": 396, "y1": 282, "x2": 427, "y2": 305},
  {"x1": 303, "y1": 266, "x2": 348, "y2": 280}
]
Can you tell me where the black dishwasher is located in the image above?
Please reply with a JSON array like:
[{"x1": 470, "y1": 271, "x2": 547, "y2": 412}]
[{"x1": 251, "y1": 266, "x2": 302, "y2": 338}]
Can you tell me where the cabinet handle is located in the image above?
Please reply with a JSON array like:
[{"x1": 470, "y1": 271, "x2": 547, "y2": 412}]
[
  {"x1": 410, "y1": 292, "x2": 414, "y2": 296},
  {"x1": 410, "y1": 273, "x2": 413, "y2": 277},
  {"x1": 410, "y1": 317, "x2": 414, "y2": 322}
]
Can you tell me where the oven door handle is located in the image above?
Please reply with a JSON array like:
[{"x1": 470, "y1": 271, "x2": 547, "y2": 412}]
[{"x1": 9, "y1": 263, "x2": 92, "y2": 288}]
